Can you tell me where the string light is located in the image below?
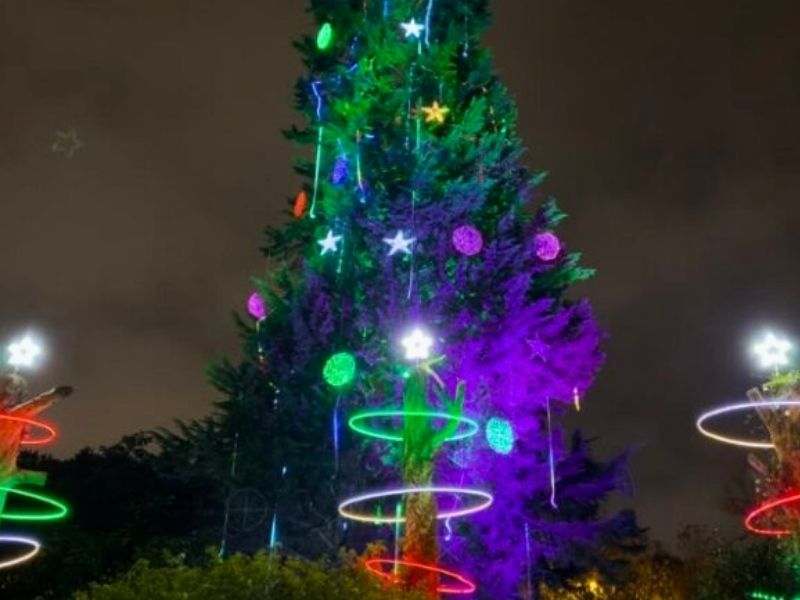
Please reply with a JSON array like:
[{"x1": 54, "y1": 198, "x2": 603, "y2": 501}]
[
  {"x1": 338, "y1": 486, "x2": 493, "y2": 524},
  {"x1": 696, "y1": 400, "x2": 800, "y2": 449},
  {"x1": 365, "y1": 559, "x2": 476, "y2": 595},
  {"x1": 0, "y1": 536, "x2": 40, "y2": 570},
  {"x1": 349, "y1": 410, "x2": 479, "y2": 443},
  {"x1": 0, "y1": 487, "x2": 69, "y2": 521}
]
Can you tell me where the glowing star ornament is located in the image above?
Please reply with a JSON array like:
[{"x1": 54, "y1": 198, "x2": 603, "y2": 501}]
[
  {"x1": 422, "y1": 101, "x2": 450, "y2": 125},
  {"x1": 318, "y1": 230, "x2": 343, "y2": 255},
  {"x1": 535, "y1": 231, "x2": 562, "y2": 261},
  {"x1": 401, "y1": 328, "x2": 434, "y2": 361},
  {"x1": 7, "y1": 335, "x2": 43, "y2": 370},
  {"x1": 400, "y1": 18, "x2": 425, "y2": 39},
  {"x1": 526, "y1": 337, "x2": 549, "y2": 362},
  {"x1": 753, "y1": 332, "x2": 793, "y2": 371},
  {"x1": 383, "y1": 230, "x2": 416, "y2": 256}
]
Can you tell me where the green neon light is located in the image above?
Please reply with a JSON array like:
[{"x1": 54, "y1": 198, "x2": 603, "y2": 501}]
[
  {"x1": 749, "y1": 592, "x2": 800, "y2": 600},
  {"x1": 0, "y1": 487, "x2": 69, "y2": 521},
  {"x1": 348, "y1": 410, "x2": 479, "y2": 443},
  {"x1": 316, "y1": 23, "x2": 334, "y2": 51},
  {"x1": 323, "y1": 352, "x2": 356, "y2": 388}
]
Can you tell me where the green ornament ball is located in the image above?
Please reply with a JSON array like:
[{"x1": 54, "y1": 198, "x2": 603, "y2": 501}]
[
  {"x1": 316, "y1": 22, "x2": 334, "y2": 51},
  {"x1": 323, "y1": 352, "x2": 356, "y2": 388}
]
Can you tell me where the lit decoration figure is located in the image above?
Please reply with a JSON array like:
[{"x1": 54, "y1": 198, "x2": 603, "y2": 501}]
[
  {"x1": 422, "y1": 101, "x2": 450, "y2": 125},
  {"x1": 0, "y1": 368, "x2": 71, "y2": 568},
  {"x1": 753, "y1": 332, "x2": 793, "y2": 371},
  {"x1": 318, "y1": 230, "x2": 343, "y2": 256},
  {"x1": 400, "y1": 18, "x2": 425, "y2": 39},
  {"x1": 697, "y1": 327, "x2": 800, "y2": 548},
  {"x1": 383, "y1": 230, "x2": 416, "y2": 256}
]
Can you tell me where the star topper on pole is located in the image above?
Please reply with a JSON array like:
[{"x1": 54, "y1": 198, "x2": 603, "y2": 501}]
[
  {"x1": 7, "y1": 334, "x2": 44, "y2": 371},
  {"x1": 400, "y1": 18, "x2": 425, "y2": 39},
  {"x1": 752, "y1": 331, "x2": 793, "y2": 372},
  {"x1": 401, "y1": 328, "x2": 434, "y2": 361}
]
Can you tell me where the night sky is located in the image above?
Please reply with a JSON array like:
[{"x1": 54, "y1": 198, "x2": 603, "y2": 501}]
[{"x1": 2, "y1": 0, "x2": 800, "y2": 547}]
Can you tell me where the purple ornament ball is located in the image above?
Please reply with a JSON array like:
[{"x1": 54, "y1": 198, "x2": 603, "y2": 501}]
[
  {"x1": 452, "y1": 225, "x2": 484, "y2": 256},
  {"x1": 247, "y1": 292, "x2": 267, "y2": 321},
  {"x1": 534, "y1": 232, "x2": 561, "y2": 261}
]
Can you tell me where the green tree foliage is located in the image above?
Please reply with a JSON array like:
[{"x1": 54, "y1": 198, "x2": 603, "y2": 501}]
[{"x1": 73, "y1": 552, "x2": 427, "y2": 600}]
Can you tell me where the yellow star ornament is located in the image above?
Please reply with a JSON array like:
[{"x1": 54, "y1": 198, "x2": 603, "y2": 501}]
[{"x1": 421, "y1": 101, "x2": 450, "y2": 125}]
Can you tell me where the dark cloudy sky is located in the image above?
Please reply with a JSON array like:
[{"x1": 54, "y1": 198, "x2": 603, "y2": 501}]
[{"x1": 2, "y1": 0, "x2": 799, "y2": 546}]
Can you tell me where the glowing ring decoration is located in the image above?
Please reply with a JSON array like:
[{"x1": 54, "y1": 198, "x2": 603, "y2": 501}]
[
  {"x1": 0, "y1": 415, "x2": 57, "y2": 447},
  {"x1": 744, "y1": 492, "x2": 800, "y2": 537},
  {"x1": 0, "y1": 487, "x2": 68, "y2": 521},
  {"x1": 0, "y1": 535, "x2": 41, "y2": 569},
  {"x1": 339, "y1": 486, "x2": 493, "y2": 524},
  {"x1": 348, "y1": 410, "x2": 479, "y2": 443},
  {"x1": 365, "y1": 559, "x2": 476, "y2": 595},
  {"x1": 696, "y1": 400, "x2": 800, "y2": 449}
]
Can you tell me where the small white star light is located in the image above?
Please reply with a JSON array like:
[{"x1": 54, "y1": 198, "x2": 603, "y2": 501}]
[
  {"x1": 383, "y1": 230, "x2": 416, "y2": 256},
  {"x1": 400, "y1": 18, "x2": 425, "y2": 39},
  {"x1": 7, "y1": 334, "x2": 44, "y2": 370},
  {"x1": 318, "y1": 229, "x2": 343, "y2": 255},
  {"x1": 752, "y1": 331, "x2": 793, "y2": 371},
  {"x1": 401, "y1": 328, "x2": 434, "y2": 361}
]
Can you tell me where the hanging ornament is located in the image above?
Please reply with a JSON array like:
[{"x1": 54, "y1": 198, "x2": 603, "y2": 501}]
[
  {"x1": 316, "y1": 23, "x2": 334, "y2": 51},
  {"x1": 383, "y1": 230, "x2": 416, "y2": 256},
  {"x1": 422, "y1": 101, "x2": 450, "y2": 125},
  {"x1": 331, "y1": 154, "x2": 349, "y2": 185},
  {"x1": 400, "y1": 18, "x2": 425, "y2": 39},
  {"x1": 323, "y1": 352, "x2": 357, "y2": 388},
  {"x1": 293, "y1": 190, "x2": 308, "y2": 218},
  {"x1": 486, "y1": 418, "x2": 515, "y2": 455},
  {"x1": 534, "y1": 232, "x2": 561, "y2": 261},
  {"x1": 452, "y1": 225, "x2": 483, "y2": 256},
  {"x1": 247, "y1": 292, "x2": 268, "y2": 321},
  {"x1": 318, "y1": 230, "x2": 343, "y2": 256}
]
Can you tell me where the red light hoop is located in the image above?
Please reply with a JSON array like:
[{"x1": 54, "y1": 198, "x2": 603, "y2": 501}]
[
  {"x1": 365, "y1": 558, "x2": 476, "y2": 595},
  {"x1": 744, "y1": 492, "x2": 800, "y2": 537},
  {"x1": 0, "y1": 415, "x2": 57, "y2": 446}
]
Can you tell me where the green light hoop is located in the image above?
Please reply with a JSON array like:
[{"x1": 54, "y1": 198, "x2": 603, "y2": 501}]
[
  {"x1": 348, "y1": 410, "x2": 479, "y2": 443},
  {"x1": 0, "y1": 487, "x2": 69, "y2": 521},
  {"x1": 316, "y1": 23, "x2": 334, "y2": 51}
]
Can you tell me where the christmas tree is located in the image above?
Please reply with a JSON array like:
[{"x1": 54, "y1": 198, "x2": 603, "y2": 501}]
[{"x1": 170, "y1": 0, "x2": 641, "y2": 596}]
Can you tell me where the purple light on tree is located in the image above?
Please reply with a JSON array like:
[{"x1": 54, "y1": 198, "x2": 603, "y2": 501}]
[
  {"x1": 535, "y1": 232, "x2": 562, "y2": 261},
  {"x1": 331, "y1": 155, "x2": 349, "y2": 185},
  {"x1": 247, "y1": 292, "x2": 267, "y2": 321},
  {"x1": 452, "y1": 225, "x2": 484, "y2": 256}
]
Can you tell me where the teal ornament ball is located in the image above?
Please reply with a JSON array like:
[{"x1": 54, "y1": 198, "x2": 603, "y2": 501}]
[{"x1": 486, "y1": 418, "x2": 515, "y2": 455}]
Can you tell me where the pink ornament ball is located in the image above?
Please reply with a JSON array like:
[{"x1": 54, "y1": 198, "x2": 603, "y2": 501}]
[
  {"x1": 452, "y1": 225, "x2": 484, "y2": 256},
  {"x1": 534, "y1": 232, "x2": 561, "y2": 261},
  {"x1": 247, "y1": 292, "x2": 267, "y2": 321}
]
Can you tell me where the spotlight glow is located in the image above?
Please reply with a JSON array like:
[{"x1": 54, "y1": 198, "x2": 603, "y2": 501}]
[
  {"x1": 7, "y1": 335, "x2": 43, "y2": 370},
  {"x1": 401, "y1": 328, "x2": 434, "y2": 361},
  {"x1": 753, "y1": 332, "x2": 793, "y2": 371},
  {"x1": 338, "y1": 486, "x2": 493, "y2": 524},
  {"x1": 0, "y1": 536, "x2": 40, "y2": 569},
  {"x1": 696, "y1": 399, "x2": 800, "y2": 449}
]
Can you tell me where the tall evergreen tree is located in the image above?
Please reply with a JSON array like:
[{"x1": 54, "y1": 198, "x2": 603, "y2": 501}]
[{"x1": 166, "y1": 1, "x2": 642, "y2": 597}]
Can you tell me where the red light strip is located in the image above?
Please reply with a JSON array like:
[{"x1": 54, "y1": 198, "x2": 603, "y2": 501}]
[
  {"x1": 744, "y1": 492, "x2": 800, "y2": 537},
  {"x1": 0, "y1": 415, "x2": 58, "y2": 446},
  {"x1": 365, "y1": 558, "x2": 476, "y2": 595}
]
